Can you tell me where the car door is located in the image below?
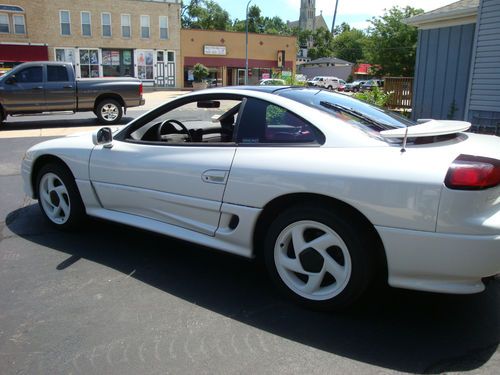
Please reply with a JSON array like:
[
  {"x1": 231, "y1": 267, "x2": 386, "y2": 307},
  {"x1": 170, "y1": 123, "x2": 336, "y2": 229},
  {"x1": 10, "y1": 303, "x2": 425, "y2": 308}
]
[
  {"x1": 1, "y1": 64, "x2": 45, "y2": 113},
  {"x1": 89, "y1": 95, "x2": 242, "y2": 236},
  {"x1": 45, "y1": 65, "x2": 76, "y2": 111}
]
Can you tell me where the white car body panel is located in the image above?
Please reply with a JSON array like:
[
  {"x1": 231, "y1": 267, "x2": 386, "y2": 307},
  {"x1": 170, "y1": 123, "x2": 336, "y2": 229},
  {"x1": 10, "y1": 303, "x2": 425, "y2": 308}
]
[{"x1": 21, "y1": 87, "x2": 500, "y2": 296}]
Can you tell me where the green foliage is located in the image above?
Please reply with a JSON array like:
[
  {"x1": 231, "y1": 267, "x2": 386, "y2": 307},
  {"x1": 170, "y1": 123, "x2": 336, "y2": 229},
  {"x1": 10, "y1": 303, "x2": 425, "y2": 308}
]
[
  {"x1": 192, "y1": 63, "x2": 209, "y2": 82},
  {"x1": 282, "y1": 74, "x2": 307, "y2": 86},
  {"x1": 231, "y1": 6, "x2": 291, "y2": 35},
  {"x1": 331, "y1": 28, "x2": 367, "y2": 63},
  {"x1": 365, "y1": 6, "x2": 424, "y2": 76},
  {"x1": 308, "y1": 27, "x2": 335, "y2": 60},
  {"x1": 266, "y1": 105, "x2": 286, "y2": 125},
  {"x1": 353, "y1": 86, "x2": 391, "y2": 107},
  {"x1": 181, "y1": 0, "x2": 231, "y2": 30}
]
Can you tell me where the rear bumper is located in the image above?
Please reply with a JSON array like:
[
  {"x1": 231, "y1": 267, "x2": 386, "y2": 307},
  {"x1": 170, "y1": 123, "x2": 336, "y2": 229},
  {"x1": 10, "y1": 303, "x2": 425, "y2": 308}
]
[{"x1": 377, "y1": 226, "x2": 500, "y2": 294}]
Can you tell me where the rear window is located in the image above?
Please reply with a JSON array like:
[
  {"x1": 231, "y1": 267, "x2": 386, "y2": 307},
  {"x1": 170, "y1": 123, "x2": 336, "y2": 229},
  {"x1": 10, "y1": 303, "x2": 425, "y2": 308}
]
[{"x1": 278, "y1": 88, "x2": 416, "y2": 133}]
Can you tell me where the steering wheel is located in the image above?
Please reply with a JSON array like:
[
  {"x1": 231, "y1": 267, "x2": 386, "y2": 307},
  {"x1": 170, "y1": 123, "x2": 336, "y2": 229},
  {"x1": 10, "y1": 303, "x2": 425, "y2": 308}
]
[{"x1": 157, "y1": 119, "x2": 192, "y2": 142}]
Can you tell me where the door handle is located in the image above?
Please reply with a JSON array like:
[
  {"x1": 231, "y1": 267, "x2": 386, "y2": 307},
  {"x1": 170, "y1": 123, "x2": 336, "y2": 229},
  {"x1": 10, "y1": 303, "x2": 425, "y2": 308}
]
[
  {"x1": 202, "y1": 170, "x2": 228, "y2": 184},
  {"x1": 63, "y1": 85, "x2": 73, "y2": 89},
  {"x1": 33, "y1": 86, "x2": 44, "y2": 90}
]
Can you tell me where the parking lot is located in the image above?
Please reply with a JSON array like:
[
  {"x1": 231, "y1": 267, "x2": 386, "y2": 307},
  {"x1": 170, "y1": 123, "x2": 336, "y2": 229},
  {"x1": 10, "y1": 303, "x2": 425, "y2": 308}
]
[{"x1": 0, "y1": 94, "x2": 498, "y2": 374}]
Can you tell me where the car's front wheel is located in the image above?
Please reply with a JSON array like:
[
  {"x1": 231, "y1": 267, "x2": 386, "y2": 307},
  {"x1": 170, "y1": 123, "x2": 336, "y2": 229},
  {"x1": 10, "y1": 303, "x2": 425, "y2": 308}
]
[
  {"x1": 264, "y1": 204, "x2": 375, "y2": 310},
  {"x1": 36, "y1": 163, "x2": 86, "y2": 230}
]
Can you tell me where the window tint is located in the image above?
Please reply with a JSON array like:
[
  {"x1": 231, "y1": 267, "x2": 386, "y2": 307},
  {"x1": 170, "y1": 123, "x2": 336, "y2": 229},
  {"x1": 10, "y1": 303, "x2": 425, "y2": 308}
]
[
  {"x1": 238, "y1": 98, "x2": 320, "y2": 144},
  {"x1": 16, "y1": 67, "x2": 43, "y2": 83},
  {"x1": 47, "y1": 66, "x2": 69, "y2": 82}
]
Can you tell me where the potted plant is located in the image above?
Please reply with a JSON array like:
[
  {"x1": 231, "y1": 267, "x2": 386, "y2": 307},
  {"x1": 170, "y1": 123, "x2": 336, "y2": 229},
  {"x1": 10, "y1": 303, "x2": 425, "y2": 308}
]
[{"x1": 192, "y1": 63, "x2": 209, "y2": 90}]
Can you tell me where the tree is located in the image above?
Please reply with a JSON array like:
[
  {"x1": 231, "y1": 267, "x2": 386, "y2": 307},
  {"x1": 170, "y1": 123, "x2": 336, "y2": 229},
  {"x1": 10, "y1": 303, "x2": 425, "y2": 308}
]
[
  {"x1": 181, "y1": 0, "x2": 231, "y2": 31},
  {"x1": 331, "y1": 28, "x2": 367, "y2": 63},
  {"x1": 365, "y1": 6, "x2": 424, "y2": 76},
  {"x1": 307, "y1": 27, "x2": 334, "y2": 60},
  {"x1": 231, "y1": 6, "x2": 290, "y2": 35}
]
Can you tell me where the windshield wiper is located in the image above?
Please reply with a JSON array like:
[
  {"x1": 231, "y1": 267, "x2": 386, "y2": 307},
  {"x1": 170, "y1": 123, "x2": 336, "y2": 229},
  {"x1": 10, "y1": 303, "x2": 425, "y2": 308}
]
[{"x1": 319, "y1": 101, "x2": 393, "y2": 131}]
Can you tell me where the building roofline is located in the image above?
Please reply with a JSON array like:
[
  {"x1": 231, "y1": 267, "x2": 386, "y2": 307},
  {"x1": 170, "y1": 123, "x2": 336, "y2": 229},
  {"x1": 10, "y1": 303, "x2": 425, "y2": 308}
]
[{"x1": 405, "y1": 5, "x2": 478, "y2": 27}]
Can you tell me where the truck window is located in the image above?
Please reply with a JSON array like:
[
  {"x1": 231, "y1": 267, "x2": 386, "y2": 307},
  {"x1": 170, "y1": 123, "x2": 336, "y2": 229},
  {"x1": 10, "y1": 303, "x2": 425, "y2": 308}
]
[
  {"x1": 16, "y1": 67, "x2": 43, "y2": 83},
  {"x1": 47, "y1": 66, "x2": 69, "y2": 82}
]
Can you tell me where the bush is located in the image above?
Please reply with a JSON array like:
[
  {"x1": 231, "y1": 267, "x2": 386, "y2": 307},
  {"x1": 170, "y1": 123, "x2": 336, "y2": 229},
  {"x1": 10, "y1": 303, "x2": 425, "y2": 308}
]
[
  {"x1": 353, "y1": 86, "x2": 391, "y2": 107},
  {"x1": 193, "y1": 63, "x2": 209, "y2": 82}
]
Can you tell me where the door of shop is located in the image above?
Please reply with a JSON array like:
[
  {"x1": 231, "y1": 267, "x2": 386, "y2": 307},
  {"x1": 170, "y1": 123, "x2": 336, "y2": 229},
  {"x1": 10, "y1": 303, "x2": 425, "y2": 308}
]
[{"x1": 156, "y1": 51, "x2": 165, "y2": 87}]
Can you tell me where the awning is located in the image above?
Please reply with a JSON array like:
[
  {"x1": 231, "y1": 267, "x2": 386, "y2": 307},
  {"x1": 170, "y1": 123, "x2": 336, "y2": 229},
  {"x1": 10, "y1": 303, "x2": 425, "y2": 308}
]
[{"x1": 0, "y1": 44, "x2": 48, "y2": 62}]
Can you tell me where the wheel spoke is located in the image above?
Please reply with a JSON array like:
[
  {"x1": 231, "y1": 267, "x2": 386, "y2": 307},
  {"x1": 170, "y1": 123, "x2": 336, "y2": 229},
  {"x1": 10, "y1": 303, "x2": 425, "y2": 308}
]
[
  {"x1": 53, "y1": 205, "x2": 62, "y2": 218},
  {"x1": 302, "y1": 272, "x2": 324, "y2": 294},
  {"x1": 324, "y1": 256, "x2": 346, "y2": 281},
  {"x1": 278, "y1": 251, "x2": 305, "y2": 273},
  {"x1": 291, "y1": 224, "x2": 307, "y2": 254},
  {"x1": 59, "y1": 198, "x2": 70, "y2": 217},
  {"x1": 54, "y1": 185, "x2": 67, "y2": 195},
  {"x1": 40, "y1": 191, "x2": 53, "y2": 207},
  {"x1": 47, "y1": 176, "x2": 56, "y2": 190},
  {"x1": 307, "y1": 233, "x2": 337, "y2": 252}
]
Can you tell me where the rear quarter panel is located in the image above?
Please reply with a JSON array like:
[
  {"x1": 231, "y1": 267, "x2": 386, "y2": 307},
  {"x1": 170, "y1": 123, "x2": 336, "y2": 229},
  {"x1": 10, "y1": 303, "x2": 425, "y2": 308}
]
[{"x1": 76, "y1": 78, "x2": 142, "y2": 110}]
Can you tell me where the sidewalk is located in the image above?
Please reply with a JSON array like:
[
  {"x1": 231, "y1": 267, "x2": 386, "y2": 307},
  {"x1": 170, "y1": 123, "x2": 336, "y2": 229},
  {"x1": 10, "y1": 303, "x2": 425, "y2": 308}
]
[{"x1": 0, "y1": 91, "x2": 187, "y2": 139}]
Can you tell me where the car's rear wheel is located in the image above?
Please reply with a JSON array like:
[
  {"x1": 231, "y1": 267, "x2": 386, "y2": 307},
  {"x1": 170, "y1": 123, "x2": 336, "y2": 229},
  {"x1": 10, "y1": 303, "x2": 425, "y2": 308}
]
[
  {"x1": 36, "y1": 163, "x2": 86, "y2": 230},
  {"x1": 96, "y1": 99, "x2": 123, "y2": 125},
  {"x1": 264, "y1": 204, "x2": 375, "y2": 310}
]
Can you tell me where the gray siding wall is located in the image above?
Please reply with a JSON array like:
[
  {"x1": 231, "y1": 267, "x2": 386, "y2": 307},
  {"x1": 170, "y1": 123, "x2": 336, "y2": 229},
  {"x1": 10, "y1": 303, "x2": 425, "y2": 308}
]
[
  {"x1": 467, "y1": 0, "x2": 500, "y2": 128},
  {"x1": 412, "y1": 24, "x2": 475, "y2": 121}
]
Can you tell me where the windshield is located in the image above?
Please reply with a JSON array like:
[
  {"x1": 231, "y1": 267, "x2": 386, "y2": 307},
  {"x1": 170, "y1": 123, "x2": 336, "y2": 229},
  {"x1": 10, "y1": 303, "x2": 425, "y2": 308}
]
[{"x1": 277, "y1": 88, "x2": 416, "y2": 133}]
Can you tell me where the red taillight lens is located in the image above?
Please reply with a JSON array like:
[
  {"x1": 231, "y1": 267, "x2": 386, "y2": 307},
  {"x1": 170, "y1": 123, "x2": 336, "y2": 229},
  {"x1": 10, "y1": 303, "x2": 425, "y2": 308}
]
[
  {"x1": 139, "y1": 83, "x2": 143, "y2": 96},
  {"x1": 445, "y1": 154, "x2": 500, "y2": 190}
]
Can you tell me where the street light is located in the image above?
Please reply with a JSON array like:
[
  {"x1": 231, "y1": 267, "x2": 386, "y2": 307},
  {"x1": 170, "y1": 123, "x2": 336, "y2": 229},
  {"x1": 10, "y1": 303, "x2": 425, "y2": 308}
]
[{"x1": 245, "y1": 0, "x2": 252, "y2": 85}]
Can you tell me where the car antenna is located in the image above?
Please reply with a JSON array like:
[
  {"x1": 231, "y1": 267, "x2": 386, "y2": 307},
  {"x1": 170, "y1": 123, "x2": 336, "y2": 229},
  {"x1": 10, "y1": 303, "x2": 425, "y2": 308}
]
[{"x1": 400, "y1": 126, "x2": 409, "y2": 153}]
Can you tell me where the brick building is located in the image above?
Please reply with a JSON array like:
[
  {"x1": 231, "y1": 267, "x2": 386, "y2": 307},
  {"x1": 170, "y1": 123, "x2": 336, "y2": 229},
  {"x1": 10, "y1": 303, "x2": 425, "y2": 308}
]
[{"x1": 0, "y1": 0, "x2": 181, "y2": 86}]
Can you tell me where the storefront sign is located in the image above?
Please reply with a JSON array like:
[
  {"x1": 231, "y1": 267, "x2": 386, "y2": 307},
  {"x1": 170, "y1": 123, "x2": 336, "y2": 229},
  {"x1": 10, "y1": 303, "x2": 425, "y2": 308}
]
[
  {"x1": 282, "y1": 70, "x2": 292, "y2": 78},
  {"x1": 277, "y1": 50, "x2": 285, "y2": 68},
  {"x1": 204, "y1": 45, "x2": 227, "y2": 56}
]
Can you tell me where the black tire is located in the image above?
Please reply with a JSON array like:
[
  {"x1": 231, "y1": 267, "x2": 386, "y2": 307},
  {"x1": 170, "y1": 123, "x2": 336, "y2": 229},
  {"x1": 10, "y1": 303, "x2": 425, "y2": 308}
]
[
  {"x1": 36, "y1": 163, "x2": 86, "y2": 230},
  {"x1": 0, "y1": 107, "x2": 6, "y2": 128},
  {"x1": 264, "y1": 204, "x2": 376, "y2": 310},
  {"x1": 95, "y1": 99, "x2": 123, "y2": 125},
  {"x1": 328, "y1": 85, "x2": 333, "y2": 90}
]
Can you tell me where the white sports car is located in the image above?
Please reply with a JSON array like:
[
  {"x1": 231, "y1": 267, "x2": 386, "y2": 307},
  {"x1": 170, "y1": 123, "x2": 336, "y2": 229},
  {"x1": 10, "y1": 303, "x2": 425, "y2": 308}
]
[{"x1": 21, "y1": 87, "x2": 500, "y2": 310}]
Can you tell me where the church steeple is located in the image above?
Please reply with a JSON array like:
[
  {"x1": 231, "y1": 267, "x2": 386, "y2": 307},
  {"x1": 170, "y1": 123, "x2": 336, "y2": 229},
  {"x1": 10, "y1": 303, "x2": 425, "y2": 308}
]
[{"x1": 299, "y1": 0, "x2": 316, "y2": 31}]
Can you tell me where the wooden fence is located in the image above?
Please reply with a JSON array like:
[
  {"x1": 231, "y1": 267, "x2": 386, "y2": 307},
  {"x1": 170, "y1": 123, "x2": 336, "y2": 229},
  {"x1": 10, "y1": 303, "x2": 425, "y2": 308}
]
[{"x1": 383, "y1": 77, "x2": 414, "y2": 110}]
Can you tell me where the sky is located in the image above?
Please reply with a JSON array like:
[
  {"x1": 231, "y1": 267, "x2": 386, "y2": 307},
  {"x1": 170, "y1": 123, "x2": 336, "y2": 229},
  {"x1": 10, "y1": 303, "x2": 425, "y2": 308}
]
[{"x1": 214, "y1": 0, "x2": 459, "y2": 30}]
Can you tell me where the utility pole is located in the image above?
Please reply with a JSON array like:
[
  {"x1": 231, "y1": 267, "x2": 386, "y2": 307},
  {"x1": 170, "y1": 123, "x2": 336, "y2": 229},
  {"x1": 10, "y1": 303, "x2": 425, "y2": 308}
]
[
  {"x1": 331, "y1": 0, "x2": 339, "y2": 35},
  {"x1": 245, "y1": 0, "x2": 252, "y2": 85}
]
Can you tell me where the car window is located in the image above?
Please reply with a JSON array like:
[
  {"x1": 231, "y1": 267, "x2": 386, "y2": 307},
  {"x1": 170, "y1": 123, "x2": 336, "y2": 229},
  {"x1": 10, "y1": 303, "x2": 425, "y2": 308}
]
[
  {"x1": 127, "y1": 98, "x2": 242, "y2": 144},
  {"x1": 47, "y1": 66, "x2": 69, "y2": 82},
  {"x1": 237, "y1": 98, "x2": 322, "y2": 144},
  {"x1": 15, "y1": 67, "x2": 43, "y2": 83}
]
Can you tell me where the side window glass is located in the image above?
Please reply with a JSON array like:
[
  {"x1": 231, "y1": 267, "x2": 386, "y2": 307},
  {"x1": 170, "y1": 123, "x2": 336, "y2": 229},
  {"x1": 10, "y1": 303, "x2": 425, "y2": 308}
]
[
  {"x1": 16, "y1": 67, "x2": 43, "y2": 83},
  {"x1": 47, "y1": 66, "x2": 69, "y2": 82},
  {"x1": 238, "y1": 98, "x2": 319, "y2": 144}
]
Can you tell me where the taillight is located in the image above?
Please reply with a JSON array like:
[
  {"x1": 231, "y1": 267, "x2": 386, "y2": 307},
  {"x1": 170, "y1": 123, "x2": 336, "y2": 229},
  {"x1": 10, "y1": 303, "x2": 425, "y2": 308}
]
[
  {"x1": 139, "y1": 83, "x2": 143, "y2": 96},
  {"x1": 445, "y1": 154, "x2": 500, "y2": 190}
]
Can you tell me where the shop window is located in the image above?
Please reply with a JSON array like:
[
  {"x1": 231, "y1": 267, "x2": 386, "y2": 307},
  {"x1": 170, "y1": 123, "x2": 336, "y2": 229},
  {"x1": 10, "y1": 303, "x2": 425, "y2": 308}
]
[
  {"x1": 140, "y1": 15, "x2": 150, "y2": 38},
  {"x1": 102, "y1": 12, "x2": 111, "y2": 37},
  {"x1": 103, "y1": 49, "x2": 134, "y2": 77},
  {"x1": 60, "y1": 10, "x2": 70, "y2": 36},
  {"x1": 79, "y1": 49, "x2": 100, "y2": 78},
  {"x1": 12, "y1": 14, "x2": 24, "y2": 34},
  {"x1": 0, "y1": 13, "x2": 9, "y2": 33},
  {"x1": 121, "y1": 14, "x2": 131, "y2": 38},
  {"x1": 136, "y1": 50, "x2": 154, "y2": 80},
  {"x1": 159, "y1": 16, "x2": 168, "y2": 40},
  {"x1": 81, "y1": 11, "x2": 91, "y2": 36},
  {"x1": 47, "y1": 66, "x2": 69, "y2": 82},
  {"x1": 55, "y1": 48, "x2": 76, "y2": 64}
]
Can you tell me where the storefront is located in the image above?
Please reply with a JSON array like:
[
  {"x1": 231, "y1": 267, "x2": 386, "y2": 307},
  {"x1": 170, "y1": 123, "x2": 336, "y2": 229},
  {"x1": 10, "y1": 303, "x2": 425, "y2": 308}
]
[
  {"x1": 0, "y1": 43, "x2": 48, "y2": 74},
  {"x1": 181, "y1": 29, "x2": 296, "y2": 88}
]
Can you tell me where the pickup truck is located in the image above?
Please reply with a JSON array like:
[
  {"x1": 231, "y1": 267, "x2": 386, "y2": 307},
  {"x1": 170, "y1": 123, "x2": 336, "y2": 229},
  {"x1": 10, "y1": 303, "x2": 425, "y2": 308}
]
[{"x1": 0, "y1": 61, "x2": 145, "y2": 126}]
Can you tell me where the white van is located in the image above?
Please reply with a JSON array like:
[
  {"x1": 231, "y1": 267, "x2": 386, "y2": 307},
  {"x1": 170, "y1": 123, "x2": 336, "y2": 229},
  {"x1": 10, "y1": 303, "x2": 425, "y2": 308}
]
[{"x1": 306, "y1": 76, "x2": 342, "y2": 90}]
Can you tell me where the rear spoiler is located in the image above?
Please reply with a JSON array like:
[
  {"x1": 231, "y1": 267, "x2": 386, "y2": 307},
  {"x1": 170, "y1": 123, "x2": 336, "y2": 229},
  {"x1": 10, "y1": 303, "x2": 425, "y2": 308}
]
[{"x1": 380, "y1": 120, "x2": 471, "y2": 139}]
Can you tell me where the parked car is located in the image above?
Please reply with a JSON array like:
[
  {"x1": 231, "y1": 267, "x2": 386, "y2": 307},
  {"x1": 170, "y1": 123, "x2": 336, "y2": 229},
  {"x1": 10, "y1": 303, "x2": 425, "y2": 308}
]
[
  {"x1": 306, "y1": 76, "x2": 342, "y2": 90},
  {"x1": 360, "y1": 79, "x2": 384, "y2": 92},
  {"x1": 22, "y1": 86, "x2": 500, "y2": 310},
  {"x1": 0, "y1": 62, "x2": 144, "y2": 126},
  {"x1": 344, "y1": 80, "x2": 366, "y2": 92},
  {"x1": 259, "y1": 78, "x2": 286, "y2": 86},
  {"x1": 336, "y1": 79, "x2": 347, "y2": 92}
]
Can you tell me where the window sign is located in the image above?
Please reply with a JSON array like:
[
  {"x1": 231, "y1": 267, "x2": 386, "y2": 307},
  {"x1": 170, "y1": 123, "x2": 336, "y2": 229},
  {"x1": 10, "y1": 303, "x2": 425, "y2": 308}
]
[
  {"x1": 55, "y1": 48, "x2": 76, "y2": 64},
  {"x1": 137, "y1": 50, "x2": 154, "y2": 80},
  {"x1": 79, "y1": 49, "x2": 100, "y2": 78}
]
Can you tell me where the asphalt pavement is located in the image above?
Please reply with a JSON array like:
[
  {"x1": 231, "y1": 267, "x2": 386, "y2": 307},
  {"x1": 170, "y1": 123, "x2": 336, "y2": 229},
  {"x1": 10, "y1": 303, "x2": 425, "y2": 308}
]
[{"x1": 0, "y1": 107, "x2": 498, "y2": 374}]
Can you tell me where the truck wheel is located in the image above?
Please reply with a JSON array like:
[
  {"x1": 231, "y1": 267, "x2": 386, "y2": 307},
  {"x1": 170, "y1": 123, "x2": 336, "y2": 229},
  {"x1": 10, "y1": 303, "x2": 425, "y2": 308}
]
[
  {"x1": 0, "y1": 107, "x2": 6, "y2": 128},
  {"x1": 96, "y1": 99, "x2": 123, "y2": 125}
]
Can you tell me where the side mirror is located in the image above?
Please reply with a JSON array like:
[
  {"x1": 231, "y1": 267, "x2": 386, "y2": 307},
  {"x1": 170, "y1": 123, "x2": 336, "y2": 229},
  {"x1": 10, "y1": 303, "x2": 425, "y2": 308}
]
[{"x1": 92, "y1": 127, "x2": 113, "y2": 147}]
